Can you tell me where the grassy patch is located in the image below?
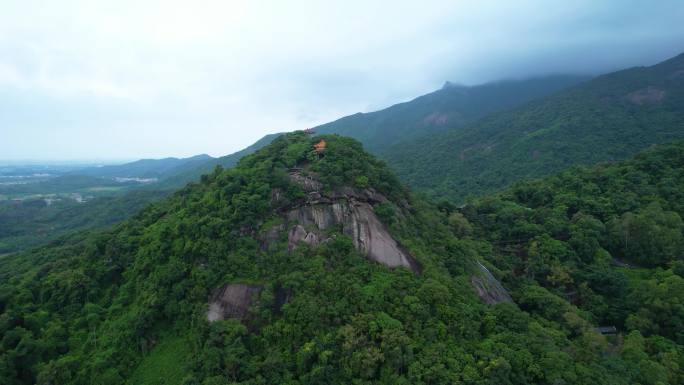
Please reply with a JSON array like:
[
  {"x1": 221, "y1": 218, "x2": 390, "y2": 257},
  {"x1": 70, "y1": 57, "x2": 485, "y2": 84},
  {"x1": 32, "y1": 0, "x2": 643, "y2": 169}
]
[
  {"x1": 616, "y1": 266, "x2": 654, "y2": 288},
  {"x1": 128, "y1": 334, "x2": 191, "y2": 385}
]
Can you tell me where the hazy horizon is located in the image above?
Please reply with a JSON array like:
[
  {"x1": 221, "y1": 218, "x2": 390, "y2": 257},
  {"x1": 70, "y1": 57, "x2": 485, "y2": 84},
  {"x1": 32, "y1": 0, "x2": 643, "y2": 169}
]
[
  {"x1": 2, "y1": 0, "x2": 684, "y2": 161},
  {"x1": 0, "y1": 158, "x2": 142, "y2": 165}
]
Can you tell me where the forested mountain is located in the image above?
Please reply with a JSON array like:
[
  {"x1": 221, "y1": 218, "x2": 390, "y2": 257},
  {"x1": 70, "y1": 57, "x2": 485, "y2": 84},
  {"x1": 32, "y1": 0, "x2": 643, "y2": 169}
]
[
  {"x1": 314, "y1": 75, "x2": 587, "y2": 153},
  {"x1": 75, "y1": 154, "x2": 214, "y2": 180},
  {"x1": 457, "y1": 141, "x2": 684, "y2": 383},
  {"x1": 2, "y1": 132, "x2": 681, "y2": 385},
  {"x1": 385, "y1": 52, "x2": 684, "y2": 201}
]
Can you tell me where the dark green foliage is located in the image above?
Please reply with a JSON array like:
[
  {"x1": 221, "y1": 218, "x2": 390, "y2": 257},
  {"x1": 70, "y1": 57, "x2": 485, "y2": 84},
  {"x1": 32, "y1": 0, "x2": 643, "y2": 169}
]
[
  {"x1": 0, "y1": 190, "x2": 167, "y2": 253},
  {"x1": 464, "y1": 141, "x2": 684, "y2": 358},
  {"x1": 385, "y1": 52, "x2": 684, "y2": 202},
  {"x1": 608, "y1": 203, "x2": 684, "y2": 267},
  {"x1": 0, "y1": 133, "x2": 682, "y2": 384},
  {"x1": 373, "y1": 202, "x2": 396, "y2": 225},
  {"x1": 308, "y1": 135, "x2": 405, "y2": 200}
]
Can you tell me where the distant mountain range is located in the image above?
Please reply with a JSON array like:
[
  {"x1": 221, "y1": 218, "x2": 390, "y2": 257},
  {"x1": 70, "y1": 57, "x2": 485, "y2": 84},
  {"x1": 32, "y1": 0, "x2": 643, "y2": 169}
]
[
  {"x1": 73, "y1": 154, "x2": 214, "y2": 180},
  {"x1": 192, "y1": 52, "x2": 683, "y2": 203},
  {"x1": 384, "y1": 52, "x2": 684, "y2": 201},
  {"x1": 69, "y1": 52, "x2": 684, "y2": 202},
  {"x1": 150, "y1": 75, "x2": 588, "y2": 189},
  {"x1": 0, "y1": 154, "x2": 215, "y2": 197},
  {"x1": 153, "y1": 133, "x2": 282, "y2": 189},
  {"x1": 314, "y1": 74, "x2": 589, "y2": 153}
]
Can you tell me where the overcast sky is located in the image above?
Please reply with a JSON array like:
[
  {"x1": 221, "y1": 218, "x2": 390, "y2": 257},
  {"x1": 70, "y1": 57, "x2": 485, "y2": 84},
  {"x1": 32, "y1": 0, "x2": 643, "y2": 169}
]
[{"x1": 1, "y1": 0, "x2": 683, "y2": 161}]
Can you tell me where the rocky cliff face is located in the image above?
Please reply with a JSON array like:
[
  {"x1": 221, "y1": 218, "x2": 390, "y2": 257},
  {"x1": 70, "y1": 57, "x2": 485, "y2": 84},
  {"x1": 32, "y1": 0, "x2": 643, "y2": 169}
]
[
  {"x1": 265, "y1": 169, "x2": 420, "y2": 273},
  {"x1": 471, "y1": 262, "x2": 512, "y2": 305},
  {"x1": 213, "y1": 168, "x2": 421, "y2": 323},
  {"x1": 207, "y1": 284, "x2": 263, "y2": 322}
]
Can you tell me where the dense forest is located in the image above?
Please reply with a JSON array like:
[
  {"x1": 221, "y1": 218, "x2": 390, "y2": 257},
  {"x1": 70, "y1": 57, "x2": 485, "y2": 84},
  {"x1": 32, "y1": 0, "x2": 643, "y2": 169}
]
[
  {"x1": 385, "y1": 52, "x2": 684, "y2": 202},
  {"x1": 1, "y1": 133, "x2": 683, "y2": 384},
  {"x1": 458, "y1": 141, "x2": 684, "y2": 383},
  {"x1": 0, "y1": 190, "x2": 168, "y2": 253}
]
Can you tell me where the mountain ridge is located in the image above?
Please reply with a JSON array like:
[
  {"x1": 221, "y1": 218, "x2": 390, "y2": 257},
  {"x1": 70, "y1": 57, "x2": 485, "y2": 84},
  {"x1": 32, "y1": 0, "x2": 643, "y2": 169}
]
[
  {"x1": 384, "y1": 50, "x2": 684, "y2": 201},
  {"x1": 313, "y1": 74, "x2": 589, "y2": 153}
]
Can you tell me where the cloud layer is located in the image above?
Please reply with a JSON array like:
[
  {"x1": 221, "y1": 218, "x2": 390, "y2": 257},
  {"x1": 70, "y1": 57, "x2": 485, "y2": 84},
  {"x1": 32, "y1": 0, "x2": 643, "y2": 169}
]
[{"x1": 2, "y1": 0, "x2": 683, "y2": 160}]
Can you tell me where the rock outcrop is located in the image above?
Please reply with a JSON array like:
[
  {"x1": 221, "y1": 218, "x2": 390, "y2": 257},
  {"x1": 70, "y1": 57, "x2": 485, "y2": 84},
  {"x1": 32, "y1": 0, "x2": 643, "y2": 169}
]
[
  {"x1": 207, "y1": 284, "x2": 263, "y2": 322},
  {"x1": 626, "y1": 87, "x2": 666, "y2": 105},
  {"x1": 285, "y1": 199, "x2": 418, "y2": 271},
  {"x1": 288, "y1": 224, "x2": 324, "y2": 250},
  {"x1": 273, "y1": 169, "x2": 420, "y2": 273},
  {"x1": 471, "y1": 262, "x2": 512, "y2": 305}
]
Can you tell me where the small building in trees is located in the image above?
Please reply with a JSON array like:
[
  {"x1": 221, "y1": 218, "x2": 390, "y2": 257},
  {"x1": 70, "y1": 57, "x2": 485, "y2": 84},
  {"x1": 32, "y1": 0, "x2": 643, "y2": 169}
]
[{"x1": 314, "y1": 139, "x2": 327, "y2": 154}]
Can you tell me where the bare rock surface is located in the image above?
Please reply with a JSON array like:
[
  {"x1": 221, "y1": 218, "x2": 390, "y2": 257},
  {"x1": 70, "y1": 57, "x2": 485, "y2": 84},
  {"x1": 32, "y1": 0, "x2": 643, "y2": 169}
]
[
  {"x1": 207, "y1": 284, "x2": 263, "y2": 322},
  {"x1": 288, "y1": 169, "x2": 322, "y2": 192},
  {"x1": 471, "y1": 262, "x2": 512, "y2": 305},
  {"x1": 287, "y1": 224, "x2": 325, "y2": 250},
  {"x1": 626, "y1": 87, "x2": 666, "y2": 105},
  {"x1": 283, "y1": 173, "x2": 419, "y2": 272}
]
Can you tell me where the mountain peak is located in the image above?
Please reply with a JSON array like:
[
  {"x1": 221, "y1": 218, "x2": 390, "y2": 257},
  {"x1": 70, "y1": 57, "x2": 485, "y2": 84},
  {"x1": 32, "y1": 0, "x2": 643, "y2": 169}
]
[{"x1": 441, "y1": 81, "x2": 465, "y2": 89}]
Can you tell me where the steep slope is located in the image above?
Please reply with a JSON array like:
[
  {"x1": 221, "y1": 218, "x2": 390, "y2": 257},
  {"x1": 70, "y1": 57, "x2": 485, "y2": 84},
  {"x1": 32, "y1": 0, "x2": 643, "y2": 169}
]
[
  {"x1": 314, "y1": 75, "x2": 587, "y2": 153},
  {"x1": 457, "y1": 142, "x2": 684, "y2": 383},
  {"x1": 385, "y1": 52, "x2": 684, "y2": 201},
  {"x1": 0, "y1": 132, "x2": 673, "y2": 385}
]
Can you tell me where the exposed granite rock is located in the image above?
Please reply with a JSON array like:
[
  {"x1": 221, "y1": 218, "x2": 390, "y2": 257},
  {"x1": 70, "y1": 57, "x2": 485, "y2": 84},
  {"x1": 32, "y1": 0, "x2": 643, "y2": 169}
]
[
  {"x1": 626, "y1": 87, "x2": 666, "y2": 105},
  {"x1": 422, "y1": 111, "x2": 450, "y2": 126},
  {"x1": 471, "y1": 262, "x2": 512, "y2": 305},
  {"x1": 271, "y1": 188, "x2": 283, "y2": 204},
  {"x1": 670, "y1": 69, "x2": 684, "y2": 79},
  {"x1": 207, "y1": 284, "x2": 263, "y2": 322},
  {"x1": 278, "y1": 168, "x2": 420, "y2": 273},
  {"x1": 288, "y1": 169, "x2": 322, "y2": 192},
  {"x1": 285, "y1": 197, "x2": 419, "y2": 272},
  {"x1": 287, "y1": 224, "x2": 326, "y2": 250}
]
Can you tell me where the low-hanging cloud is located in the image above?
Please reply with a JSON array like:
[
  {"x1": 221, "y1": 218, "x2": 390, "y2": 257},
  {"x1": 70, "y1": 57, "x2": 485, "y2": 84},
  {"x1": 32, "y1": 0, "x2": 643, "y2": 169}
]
[{"x1": 1, "y1": 0, "x2": 683, "y2": 160}]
